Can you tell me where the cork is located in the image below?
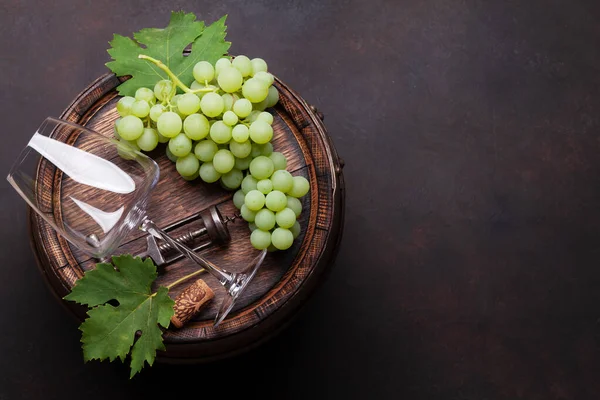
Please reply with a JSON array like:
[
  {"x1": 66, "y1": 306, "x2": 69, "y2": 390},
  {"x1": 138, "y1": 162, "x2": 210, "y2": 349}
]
[{"x1": 170, "y1": 279, "x2": 215, "y2": 328}]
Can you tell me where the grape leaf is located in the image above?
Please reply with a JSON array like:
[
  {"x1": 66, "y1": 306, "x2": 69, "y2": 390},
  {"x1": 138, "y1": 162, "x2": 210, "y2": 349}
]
[
  {"x1": 106, "y1": 11, "x2": 230, "y2": 96},
  {"x1": 64, "y1": 255, "x2": 174, "y2": 378}
]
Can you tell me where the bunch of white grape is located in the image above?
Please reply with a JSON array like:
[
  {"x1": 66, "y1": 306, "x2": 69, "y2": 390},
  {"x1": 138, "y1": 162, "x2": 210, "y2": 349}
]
[
  {"x1": 232, "y1": 154, "x2": 309, "y2": 251},
  {"x1": 114, "y1": 55, "x2": 279, "y2": 188},
  {"x1": 113, "y1": 55, "x2": 309, "y2": 251}
]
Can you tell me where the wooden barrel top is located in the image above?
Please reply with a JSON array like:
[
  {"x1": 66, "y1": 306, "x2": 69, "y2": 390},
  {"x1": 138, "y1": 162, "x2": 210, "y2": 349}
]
[{"x1": 29, "y1": 72, "x2": 345, "y2": 362}]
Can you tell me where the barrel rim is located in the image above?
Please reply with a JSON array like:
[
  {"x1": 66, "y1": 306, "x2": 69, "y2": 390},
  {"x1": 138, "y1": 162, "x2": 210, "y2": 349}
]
[{"x1": 29, "y1": 72, "x2": 345, "y2": 357}]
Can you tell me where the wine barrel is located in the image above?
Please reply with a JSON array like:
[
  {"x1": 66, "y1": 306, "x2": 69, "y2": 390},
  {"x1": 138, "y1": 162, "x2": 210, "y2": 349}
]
[{"x1": 28, "y1": 72, "x2": 345, "y2": 362}]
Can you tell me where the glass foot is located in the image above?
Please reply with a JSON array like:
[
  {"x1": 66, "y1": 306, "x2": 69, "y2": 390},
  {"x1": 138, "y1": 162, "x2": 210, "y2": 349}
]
[{"x1": 215, "y1": 249, "x2": 267, "y2": 326}]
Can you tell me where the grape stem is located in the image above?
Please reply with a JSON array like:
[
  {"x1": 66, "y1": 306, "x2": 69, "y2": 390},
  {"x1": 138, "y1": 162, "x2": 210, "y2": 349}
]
[
  {"x1": 138, "y1": 54, "x2": 219, "y2": 95},
  {"x1": 149, "y1": 268, "x2": 206, "y2": 300},
  {"x1": 138, "y1": 54, "x2": 192, "y2": 93},
  {"x1": 165, "y1": 269, "x2": 206, "y2": 289}
]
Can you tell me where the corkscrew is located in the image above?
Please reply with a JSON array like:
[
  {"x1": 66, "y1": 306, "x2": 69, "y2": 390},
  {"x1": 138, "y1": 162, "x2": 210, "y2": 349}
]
[{"x1": 136, "y1": 206, "x2": 240, "y2": 266}]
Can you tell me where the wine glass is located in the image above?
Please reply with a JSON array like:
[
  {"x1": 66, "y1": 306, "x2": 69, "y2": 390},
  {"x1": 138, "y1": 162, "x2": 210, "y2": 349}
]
[{"x1": 7, "y1": 117, "x2": 266, "y2": 326}]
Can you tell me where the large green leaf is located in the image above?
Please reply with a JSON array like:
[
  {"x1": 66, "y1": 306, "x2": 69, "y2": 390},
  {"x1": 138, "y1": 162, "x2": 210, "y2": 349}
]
[
  {"x1": 64, "y1": 255, "x2": 174, "y2": 378},
  {"x1": 106, "y1": 11, "x2": 230, "y2": 96}
]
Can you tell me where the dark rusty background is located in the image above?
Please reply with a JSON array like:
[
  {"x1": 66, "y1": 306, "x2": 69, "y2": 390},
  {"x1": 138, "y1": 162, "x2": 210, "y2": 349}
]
[{"x1": 1, "y1": 1, "x2": 600, "y2": 399}]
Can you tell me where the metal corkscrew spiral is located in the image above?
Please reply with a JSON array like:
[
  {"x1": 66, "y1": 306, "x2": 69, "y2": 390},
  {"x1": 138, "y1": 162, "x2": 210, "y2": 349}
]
[
  {"x1": 136, "y1": 207, "x2": 239, "y2": 266},
  {"x1": 157, "y1": 227, "x2": 208, "y2": 253}
]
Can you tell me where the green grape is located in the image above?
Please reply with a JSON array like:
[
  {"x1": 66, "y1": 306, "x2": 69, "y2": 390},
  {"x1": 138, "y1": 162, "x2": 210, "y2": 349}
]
[
  {"x1": 289, "y1": 176, "x2": 310, "y2": 197},
  {"x1": 267, "y1": 244, "x2": 278, "y2": 252},
  {"x1": 253, "y1": 71, "x2": 275, "y2": 86},
  {"x1": 248, "y1": 222, "x2": 257, "y2": 232},
  {"x1": 217, "y1": 67, "x2": 243, "y2": 93},
  {"x1": 117, "y1": 115, "x2": 144, "y2": 141},
  {"x1": 113, "y1": 118, "x2": 121, "y2": 139},
  {"x1": 275, "y1": 208, "x2": 296, "y2": 229},
  {"x1": 259, "y1": 142, "x2": 274, "y2": 156},
  {"x1": 247, "y1": 110, "x2": 261, "y2": 122},
  {"x1": 269, "y1": 151, "x2": 287, "y2": 171},
  {"x1": 165, "y1": 145, "x2": 177, "y2": 162},
  {"x1": 241, "y1": 174, "x2": 258, "y2": 194},
  {"x1": 265, "y1": 86, "x2": 280, "y2": 108},
  {"x1": 251, "y1": 143, "x2": 262, "y2": 158},
  {"x1": 149, "y1": 104, "x2": 166, "y2": 122},
  {"x1": 182, "y1": 170, "x2": 199, "y2": 181},
  {"x1": 222, "y1": 93, "x2": 238, "y2": 112},
  {"x1": 233, "y1": 98, "x2": 252, "y2": 118},
  {"x1": 220, "y1": 168, "x2": 243, "y2": 190},
  {"x1": 241, "y1": 204, "x2": 257, "y2": 222},
  {"x1": 251, "y1": 58, "x2": 268, "y2": 75},
  {"x1": 191, "y1": 80, "x2": 205, "y2": 90},
  {"x1": 172, "y1": 94, "x2": 182, "y2": 106},
  {"x1": 271, "y1": 228, "x2": 293, "y2": 250},
  {"x1": 184, "y1": 113, "x2": 207, "y2": 136},
  {"x1": 157, "y1": 130, "x2": 169, "y2": 143},
  {"x1": 215, "y1": 57, "x2": 232, "y2": 75},
  {"x1": 250, "y1": 229, "x2": 271, "y2": 250},
  {"x1": 136, "y1": 127, "x2": 159, "y2": 151},
  {"x1": 232, "y1": 124, "x2": 250, "y2": 142},
  {"x1": 257, "y1": 111, "x2": 274, "y2": 125},
  {"x1": 249, "y1": 156, "x2": 275, "y2": 180},
  {"x1": 193, "y1": 61, "x2": 215, "y2": 82},
  {"x1": 213, "y1": 149, "x2": 235, "y2": 174},
  {"x1": 135, "y1": 87, "x2": 156, "y2": 104},
  {"x1": 286, "y1": 196, "x2": 302, "y2": 217},
  {"x1": 131, "y1": 100, "x2": 150, "y2": 118},
  {"x1": 229, "y1": 140, "x2": 252, "y2": 158},
  {"x1": 200, "y1": 92, "x2": 224, "y2": 118},
  {"x1": 171, "y1": 94, "x2": 185, "y2": 118},
  {"x1": 177, "y1": 93, "x2": 201, "y2": 115},
  {"x1": 183, "y1": 113, "x2": 210, "y2": 140},
  {"x1": 223, "y1": 110, "x2": 239, "y2": 126},
  {"x1": 233, "y1": 189, "x2": 246, "y2": 209},
  {"x1": 235, "y1": 155, "x2": 252, "y2": 171},
  {"x1": 116, "y1": 138, "x2": 139, "y2": 154},
  {"x1": 257, "y1": 179, "x2": 273, "y2": 194},
  {"x1": 154, "y1": 80, "x2": 176, "y2": 102},
  {"x1": 252, "y1": 98, "x2": 269, "y2": 112},
  {"x1": 176, "y1": 153, "x2": 200, "y2": 177},
  {"x1": 249, "y1": 120, "x2": 273, "y2": 144},
  {"x1": 271, "y1": 170, "x2": 294, "y2": 193},
  {"x1": 245, "y1": 190, "x2": 266, "y2": 211},
  {"x1": 168, "y1": 133, "x2": 193, "y2": 157},
  {"x1": 116, "y1": 96, "x2": 136, "y2": 117},
  {"x1": 191, "y1": 81, "x2": 208, "y2": 99},
  {"x1": 242, "y1": 78, "x2": 269, "y2": 103},
  {"x1": 157, "y1": 112, "x2": 182, "y2": 138},
  {"x1": 265, "y1": 190, "x2": 287, "y2": 212},
  {"x1": 210, "y1": 121, "x2": 233, "y2": 144},
  {"x1": 255, "y1": 208, "x2": 276, "y2": 231},
  {"x1": 116, "y1": 139, "x2": 141, "y2": 160},
  {"x1": 290, "y1": 220, "x2": 301, "y2": 239},
  {"x1": 232, "y1": 55, "x2": 253, "y2": 77},
  {"x1": 125, "y1": 139, "x2": 141, "y2": 150},
  {"x1": 199, "y1": 162, "x2": 222, "y2": 183}
]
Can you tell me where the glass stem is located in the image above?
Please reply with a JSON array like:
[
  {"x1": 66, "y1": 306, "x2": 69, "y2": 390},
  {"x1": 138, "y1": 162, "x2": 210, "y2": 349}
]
[{"x1": 139, "y1": 217, "x2": 233, "y2": 285}]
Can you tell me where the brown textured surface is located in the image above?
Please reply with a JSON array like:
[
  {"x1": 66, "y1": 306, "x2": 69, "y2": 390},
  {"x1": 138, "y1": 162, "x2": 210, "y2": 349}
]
[{"x1": 3, "y1": 0, "x2": 600, "y2": 399}]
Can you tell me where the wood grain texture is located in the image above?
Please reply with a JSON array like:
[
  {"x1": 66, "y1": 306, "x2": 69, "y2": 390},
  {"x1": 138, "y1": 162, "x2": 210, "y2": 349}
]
[{"x1": 29, "y1": 72, "x2": 345, "y2": 362}]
